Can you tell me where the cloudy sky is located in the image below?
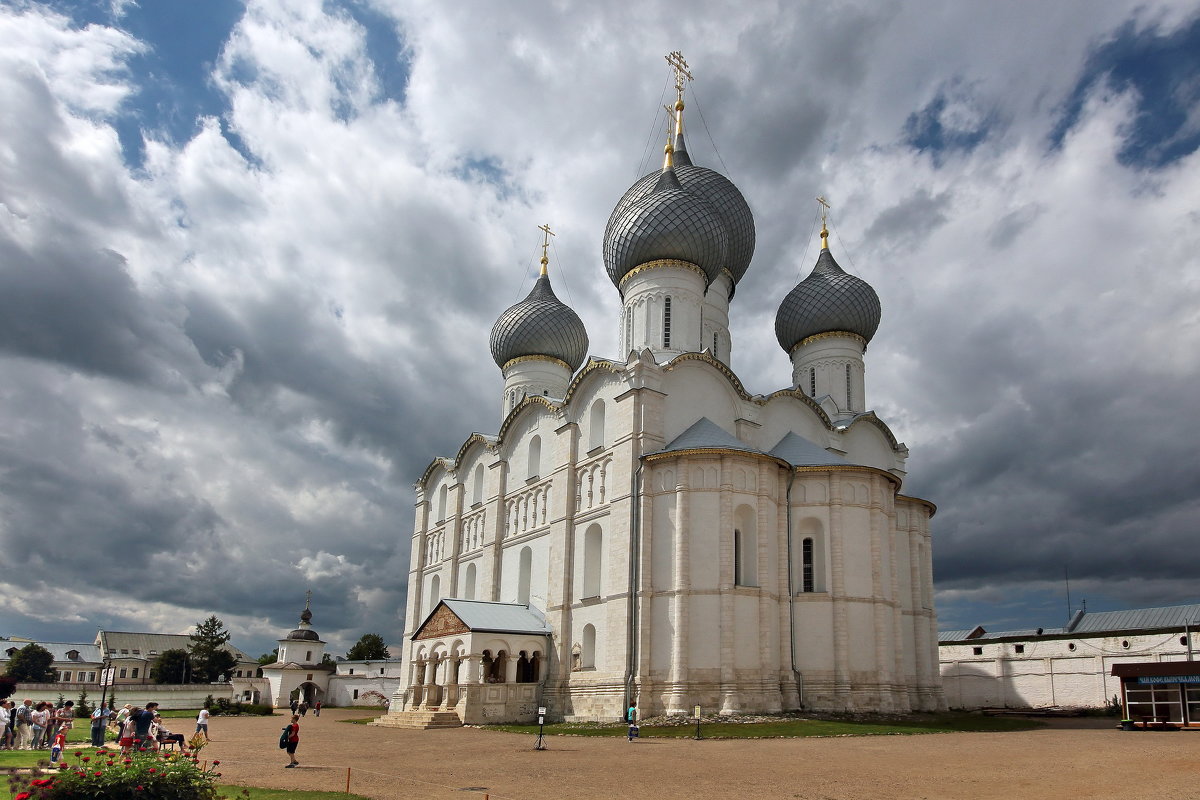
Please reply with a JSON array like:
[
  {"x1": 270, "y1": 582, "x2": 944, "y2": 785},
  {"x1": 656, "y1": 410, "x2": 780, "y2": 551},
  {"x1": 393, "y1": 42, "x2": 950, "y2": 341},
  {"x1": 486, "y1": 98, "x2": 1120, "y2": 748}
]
[{"x1": 1, "y1": 0, "x2": 1198, "y2": 657}]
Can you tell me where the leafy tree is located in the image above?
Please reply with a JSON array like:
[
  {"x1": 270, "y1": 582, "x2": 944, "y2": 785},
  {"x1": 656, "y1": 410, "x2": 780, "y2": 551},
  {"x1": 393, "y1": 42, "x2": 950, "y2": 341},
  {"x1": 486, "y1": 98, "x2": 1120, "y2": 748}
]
[
  {"x1": 257, "y1": 648, "x2": 279, "y2": 666},
  {"x1": 0, "y1": 675, "x2": 16, "y2": 700},
  {"x1": 346, "y1": 633, "x2": 391, "y2": 661},
  {"x1": 321, "y1": 652, "x2": 336, "y2": 666},
  {"x1": 4, "y1": 643, "x2": 55, "y2": 682},
  {"x1": 151, "y1": 648, "x2": 192, "y2": 684},
  {"x1": 188, "y1": 616, "x2": 238, "y2": 683}
]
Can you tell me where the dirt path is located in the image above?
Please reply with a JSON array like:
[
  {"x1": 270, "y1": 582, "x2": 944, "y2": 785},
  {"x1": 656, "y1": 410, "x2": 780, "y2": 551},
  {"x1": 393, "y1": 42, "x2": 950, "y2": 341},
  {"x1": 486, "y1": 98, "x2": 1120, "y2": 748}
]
[{"x1": 200, "y1": 709, "x2": 1196, "y2": 800}]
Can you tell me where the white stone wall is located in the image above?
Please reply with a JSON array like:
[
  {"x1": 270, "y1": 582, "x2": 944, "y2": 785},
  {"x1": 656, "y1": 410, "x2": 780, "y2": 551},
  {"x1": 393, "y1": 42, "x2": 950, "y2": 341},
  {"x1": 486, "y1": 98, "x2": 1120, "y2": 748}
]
[{"x1": 940, "y1": 632, "x2": 1194, "y2": 709}]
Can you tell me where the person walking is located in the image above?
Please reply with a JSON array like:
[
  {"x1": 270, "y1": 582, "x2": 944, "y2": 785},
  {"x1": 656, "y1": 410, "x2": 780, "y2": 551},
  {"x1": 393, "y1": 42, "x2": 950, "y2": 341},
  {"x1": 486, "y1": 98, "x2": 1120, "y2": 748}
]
[
  {"x1": 313, "y1": 700, "x2": 321, "y2": 717},
  {"x1": 195, "y1": 707, "x2": 210, "y2": 741},
  {"x1": 14, "y1": 700, "x2": 34, "y2": 750},
  {"x1": 283, "y1": 714, "x2": 300, "y2": 768},
  {"x1": 0, "y1": 700, "x2": 11, "y2": 749},
  {"x1": 90, "y1": 702, "x2": 112, "y2": 747},
  {"x1": 627, "y1": 700, "x2": 639, "y2": 742}
]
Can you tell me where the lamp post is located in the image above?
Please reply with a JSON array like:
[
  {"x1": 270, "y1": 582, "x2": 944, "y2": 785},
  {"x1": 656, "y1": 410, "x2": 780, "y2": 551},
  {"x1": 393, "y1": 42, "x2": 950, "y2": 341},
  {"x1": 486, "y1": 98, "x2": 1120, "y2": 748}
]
[{"x1": 98, "y1": 658, "x2": 113, "y2": 711}]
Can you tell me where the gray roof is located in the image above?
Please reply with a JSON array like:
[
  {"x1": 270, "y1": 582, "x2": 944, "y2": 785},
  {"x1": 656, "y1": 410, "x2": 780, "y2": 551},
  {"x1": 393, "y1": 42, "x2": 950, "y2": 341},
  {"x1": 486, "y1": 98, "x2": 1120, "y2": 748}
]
[
  {"x1": 769, "y1": 432, "x2": 850, "y2": 467},
  {"x1": 438, "y1": 599, "x2": 552, "y2": 636},
  {"x1": 939, "y1": 603, "x2": 1200, "y2": 642},
  {"x1": 648, "y1": 417, "x2": 763, "y2": 458},
  {"x1": 98, "y1": 631, "x2": 253, "y2": 662},
  {"x1": 605, "y1": 131, "x2": 755, "y2": 284},
  {"x1": 1070, "y1": 603, "x2": 1200, "y2": 634},
  {"x1": 489, "y1": 272, "x2": 589, "y2": 371},
  {"x1": 603, "y1": 167, "x2": 730, "y2": 288},
  {"x1": 775, "y1": 247, "x2": 881, "y2": 352},
  {"x1": 0, "y1": 642, "x2": 101, "y2": 663}
]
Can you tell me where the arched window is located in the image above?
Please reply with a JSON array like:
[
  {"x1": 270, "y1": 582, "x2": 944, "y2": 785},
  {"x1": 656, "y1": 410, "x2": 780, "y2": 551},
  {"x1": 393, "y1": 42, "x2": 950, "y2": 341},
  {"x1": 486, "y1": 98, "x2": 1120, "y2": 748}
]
[
  {"x1": 528, "y1": 436, "x2": 541, "y2": 479},
  {"x1": 734, "y1": 505, "x2": 757, "y2": 586},
  {"x1": 428, "y1": 574, "x2": 441, "y2": 610},
  {"x1": 516, "y1": 651, "x2": 532, "y2": 683},
  {"x1": 663, "y1": 296, "x2": 672, "y2": 348},
  {"x1": 437, "y1": 484, "x2": 448, "y2": 522},
  {"x1": 796, "y1": 518, "x2": 825, "y2": 593},
  {"x1": 802, "y1": 538, "x2": 815, "y2": 592},
  {"x1": 583, "y1": 524, "x2": 602, "y2": 598},
  {"x1": 581, "y1": 623, "x2": 597, "y2": 669},
  {"x1": 589, "y1": 400, "x2": 605, "y2": 451},
  {"x1": 472, "y1": 464, "x2": 484, "y2": 505},
  {"x1": 464, "y1": 563, "x2": 477, "y2": 600},
  {"x1": 517, "y1": 546, "x2": 532, "y2": 605}
]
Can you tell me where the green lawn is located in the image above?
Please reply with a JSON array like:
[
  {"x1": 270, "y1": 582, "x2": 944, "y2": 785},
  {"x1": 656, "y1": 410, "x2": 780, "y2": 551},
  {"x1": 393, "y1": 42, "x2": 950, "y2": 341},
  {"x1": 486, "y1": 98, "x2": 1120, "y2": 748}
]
[{"x1": 482, "y1": 712, "x2": 1043, "y2": 739}]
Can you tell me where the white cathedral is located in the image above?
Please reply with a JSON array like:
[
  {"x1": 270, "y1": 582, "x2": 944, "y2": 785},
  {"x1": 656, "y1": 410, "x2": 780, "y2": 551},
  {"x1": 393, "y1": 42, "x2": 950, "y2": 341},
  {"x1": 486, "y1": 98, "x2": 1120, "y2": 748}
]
[{"x1": 385, "y1": 60, "x2": 945, "y2": 726}]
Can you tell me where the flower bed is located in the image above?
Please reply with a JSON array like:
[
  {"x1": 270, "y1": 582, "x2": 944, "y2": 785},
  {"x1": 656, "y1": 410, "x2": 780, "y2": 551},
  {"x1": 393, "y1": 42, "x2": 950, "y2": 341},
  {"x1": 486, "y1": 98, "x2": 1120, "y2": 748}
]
[{"x1": 6, "y1": 740, "x2": 224, "y2": 800}]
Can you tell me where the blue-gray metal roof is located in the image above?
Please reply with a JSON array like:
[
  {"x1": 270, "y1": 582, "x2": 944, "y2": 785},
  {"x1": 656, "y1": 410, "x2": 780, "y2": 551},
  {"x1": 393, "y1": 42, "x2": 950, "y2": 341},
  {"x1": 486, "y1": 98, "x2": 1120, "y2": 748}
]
[
  {"x1": 440, "y1": 599, "x2": 552, "y2": 636},
  {"x1": 1070, "y1": 603, "x2": 1200, "y2": 634},
  {"x1": 0, "y1": 642, "x2": 101, "y2": 663},
  {"x1": 769, "y1": 432, "x2": 849, "y2": 467},
  {"x1": 938, "y1": 630, "x2": 974, "y2": 643},
  {"x1": 647, "y1": 417, "x2": 764, "y2": 457}
]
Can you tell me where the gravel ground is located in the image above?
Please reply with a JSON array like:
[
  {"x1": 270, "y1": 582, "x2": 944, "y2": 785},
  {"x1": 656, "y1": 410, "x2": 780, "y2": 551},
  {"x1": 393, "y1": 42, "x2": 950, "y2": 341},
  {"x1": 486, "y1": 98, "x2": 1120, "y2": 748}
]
[{"x1": 201, "y1": 708, "x2": 1196, "y2": 800}]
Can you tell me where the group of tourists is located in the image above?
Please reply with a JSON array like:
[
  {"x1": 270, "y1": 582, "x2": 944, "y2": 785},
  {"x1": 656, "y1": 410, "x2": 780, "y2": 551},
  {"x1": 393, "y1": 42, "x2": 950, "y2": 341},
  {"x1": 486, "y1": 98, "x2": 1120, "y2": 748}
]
[{"x1": 0, "y1": 699, "x2": 75, "y2": 750}]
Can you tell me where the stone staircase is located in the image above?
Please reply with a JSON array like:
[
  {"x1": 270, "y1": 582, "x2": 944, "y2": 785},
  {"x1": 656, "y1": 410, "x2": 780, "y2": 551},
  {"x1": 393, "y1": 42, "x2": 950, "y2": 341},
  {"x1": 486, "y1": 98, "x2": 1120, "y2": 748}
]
[{"x1": 369, "y1": 708, "x2": 463, "y2": 729}]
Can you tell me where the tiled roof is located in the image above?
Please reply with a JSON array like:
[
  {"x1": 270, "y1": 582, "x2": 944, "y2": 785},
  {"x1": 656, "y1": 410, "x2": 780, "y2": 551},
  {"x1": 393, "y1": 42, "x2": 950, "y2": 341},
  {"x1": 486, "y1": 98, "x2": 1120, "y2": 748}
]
[
  {"x1": 649, "y1": 417, "x2": 762, "y2": 457},
  {"x1": 940, "y1": 602, "x2": 1200, "y2": 642},
  {"x1": 97, "y1": 631, "x2": 253, "y2": 662}
]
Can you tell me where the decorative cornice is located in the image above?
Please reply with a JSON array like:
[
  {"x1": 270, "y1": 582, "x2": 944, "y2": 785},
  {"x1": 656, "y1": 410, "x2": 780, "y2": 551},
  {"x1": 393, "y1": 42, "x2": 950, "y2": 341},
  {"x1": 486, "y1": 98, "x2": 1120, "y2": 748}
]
[
  {"x1": 758, "y1": 388, "x2": 836, "y2": 430},
  {"x1": 792, "y1": 463, "x2": 901, "y2": 488},
  {"x1": 789, "y1": 330, "x2": 867, "y2": 355},
  {"x1": 417, "y1": 457, "x2": 454, "y2": 489},
  {"x1": 495, "y1": 394, "x2": 560, "y2": 443},
  {"x1": 618, "y1": 259, "x2": 707, "y2": 293},
  {"x1": 642, "y1": 447, "x2": 792, "y2": 469},
  {"x1": 502, "y1": 354, "x2": 572, "y2": 372},
  {"x1": 561, "y1": 357, "x2": 625, "y2": 406},
  {"x1": 837, "y1": 411, "x2": 902, "y2": 451},
  {"x1": 896, "y1": 493, "x2": 938, "y2": 517}
]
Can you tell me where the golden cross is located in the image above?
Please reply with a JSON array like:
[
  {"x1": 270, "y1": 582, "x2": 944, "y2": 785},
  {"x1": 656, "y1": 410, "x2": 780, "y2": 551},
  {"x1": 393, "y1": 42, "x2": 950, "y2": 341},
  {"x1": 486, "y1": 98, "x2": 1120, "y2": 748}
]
[
  {"x1": 665, "y1": 51, "x2": 692, "y2": 97},
  {"x1": 538, "y1": 223, "x2": 555, "y2": 274},
  {"x1": 816, "y1": 196, "x2": 832, "y2": 224}
]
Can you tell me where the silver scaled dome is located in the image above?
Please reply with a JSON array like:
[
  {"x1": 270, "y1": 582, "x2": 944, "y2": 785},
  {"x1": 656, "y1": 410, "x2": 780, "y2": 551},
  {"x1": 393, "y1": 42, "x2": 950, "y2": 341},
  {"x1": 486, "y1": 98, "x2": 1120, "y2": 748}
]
[
  {"x1": 604, "y1": 132, "x2": 755, "y2": 286},
  {"x1": 775, "y1": 246, "x2": 881, "y2": 352},
  {"x1": 490, "y1": 272, "x2": 589, "y2": 371},
  {"x1": 603, "y1": 168, "x2": 730, "y2": 287}
]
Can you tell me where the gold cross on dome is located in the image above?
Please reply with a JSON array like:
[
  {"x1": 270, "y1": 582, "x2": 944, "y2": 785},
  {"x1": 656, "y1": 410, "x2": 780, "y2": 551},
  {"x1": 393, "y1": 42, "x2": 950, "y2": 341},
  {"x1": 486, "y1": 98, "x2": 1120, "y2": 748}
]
[
  {"x1": 304, "y1": 588, "x2": 312, "y2": 609},
  {"x1": 816, "y1": 196, "x2": 832, "y2": 224},
  {"x1": 538, "y1": 223, "x2": 555, "y2": 274},
  {"x1": 665, "y1": 51, "x2": 692, "y2": 96}
]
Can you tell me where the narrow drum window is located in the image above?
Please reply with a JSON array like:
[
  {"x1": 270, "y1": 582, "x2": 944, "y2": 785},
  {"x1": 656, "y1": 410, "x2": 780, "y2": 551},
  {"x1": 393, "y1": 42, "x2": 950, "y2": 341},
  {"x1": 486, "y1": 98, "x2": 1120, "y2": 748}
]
[
  {"x1": 846, "y1": 364, "x2": 853, "y2": 408},
  {"x1": 625, "y1": 308, "x2": 633, "y2": 352},
  {"x1": 802, "y1": 537, "x2": 814, "y2": 592},
  {"x1": 713, "y1": 332, "x2": 719, "y2": 359},
  {"x1": 663, "y1": 296, "x2": 672, "y2": 348},
  {"x1": 809, "y1": 368, "x2": 816, "y2": 397}
]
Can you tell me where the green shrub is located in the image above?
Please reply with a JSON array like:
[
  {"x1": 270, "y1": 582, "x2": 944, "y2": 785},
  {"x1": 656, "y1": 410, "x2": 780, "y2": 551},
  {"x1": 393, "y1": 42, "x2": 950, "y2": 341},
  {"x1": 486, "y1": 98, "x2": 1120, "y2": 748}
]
[{"x1": 8, "y1": 744, "x2": 223, "y2": 800}]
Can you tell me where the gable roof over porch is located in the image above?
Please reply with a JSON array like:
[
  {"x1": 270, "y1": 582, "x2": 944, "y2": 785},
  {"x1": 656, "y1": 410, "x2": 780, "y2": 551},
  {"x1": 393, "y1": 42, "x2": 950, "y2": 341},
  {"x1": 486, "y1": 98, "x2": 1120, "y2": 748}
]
[{"x1": 412, "y1": 599, "x2": 552, "y2": 641}]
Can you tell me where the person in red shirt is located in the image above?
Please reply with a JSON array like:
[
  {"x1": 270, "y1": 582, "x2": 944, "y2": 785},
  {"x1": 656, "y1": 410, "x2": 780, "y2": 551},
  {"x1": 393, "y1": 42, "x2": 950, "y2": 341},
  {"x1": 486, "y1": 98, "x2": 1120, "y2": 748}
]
[{"x1": 284, "y1": 714, "x2": 300, "y2": 767}]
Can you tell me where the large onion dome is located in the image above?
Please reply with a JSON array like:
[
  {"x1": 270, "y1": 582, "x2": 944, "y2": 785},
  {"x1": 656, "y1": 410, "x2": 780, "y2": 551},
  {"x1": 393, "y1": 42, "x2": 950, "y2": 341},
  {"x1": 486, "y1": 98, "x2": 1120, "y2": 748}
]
[
  {"x1": 286, "y1": 603, "x2": 320, "y2": 641},
  {"x1": 775, "y1": 238, "x2": 881, "y2": 352},
  {"x1": 490, "y1": 271, "x2": 589, "y2": 370},
  {"x1": 603, "y1": 167, "x2": 729, "y2": 287},
  {"x1": 603, "y1": 132, "x2": 755, "y2": 285}
]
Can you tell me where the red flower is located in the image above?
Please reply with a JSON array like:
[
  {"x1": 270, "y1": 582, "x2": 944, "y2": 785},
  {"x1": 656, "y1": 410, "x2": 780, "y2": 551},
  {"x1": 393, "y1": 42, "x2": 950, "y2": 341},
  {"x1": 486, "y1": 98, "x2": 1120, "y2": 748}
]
[
  {"x1": 148, "y1": 768, "x2": 156, "y2": 773},
  {"x1": 212, "y1": 760, "x2": 220, "y2": 765},
  {"x1": 95, "y1": 771, "x2": 103, "y2": 776},
  {"x1": 137, "y1": 786, "x2": 144, "y2": 791},
  {"x1": 15, "y1": 792, "x2": 31, "y2": 800},
  {"x1": 31, "y1": 778, "x2": 53, "y2": 786},
  {"x1": 107, "y1": 760, "x2": 114, "y2": 765},
  {"x1": 82, "y1": 756, "x2": 90, "y2": 762},
  {"x1": 58, "y1": 762, "x2": 68, "y2": 769}
]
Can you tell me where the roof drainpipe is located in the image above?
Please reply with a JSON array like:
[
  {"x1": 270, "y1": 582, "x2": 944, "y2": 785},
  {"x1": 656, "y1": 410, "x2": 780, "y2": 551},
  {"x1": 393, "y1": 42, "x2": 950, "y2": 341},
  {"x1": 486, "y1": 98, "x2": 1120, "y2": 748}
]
[
  {"x1": 625, "y1": 464, "x2": 645, "y2": 714},
  {"x1": 785, "y1": 468, "x2": 803, "y2": 709}
]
